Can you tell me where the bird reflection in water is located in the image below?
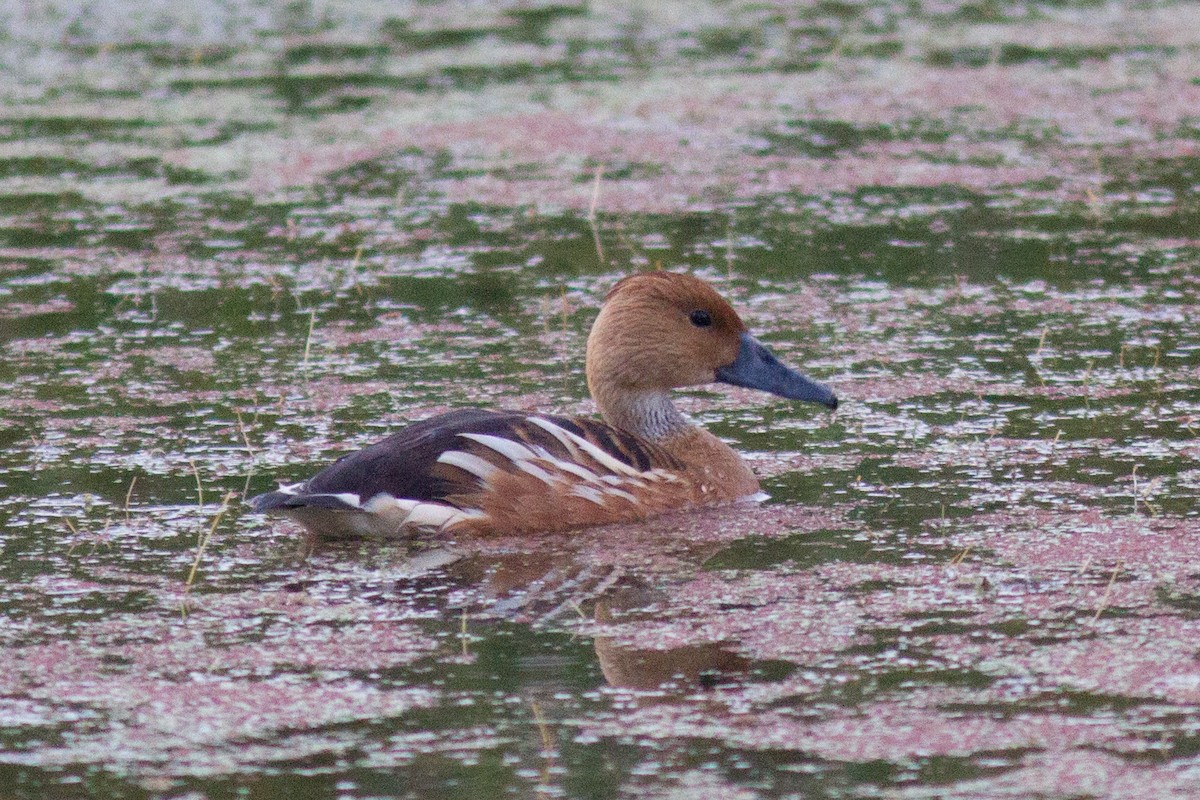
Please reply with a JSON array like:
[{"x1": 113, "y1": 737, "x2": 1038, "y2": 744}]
[{"x1": 422, "y1": 532, "x2": 759, "y2": 692}]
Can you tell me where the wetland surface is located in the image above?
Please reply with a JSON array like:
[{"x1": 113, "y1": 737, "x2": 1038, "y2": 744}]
[{"x1": 2, "y1": 1, "x2": 1200, "y2": 797}]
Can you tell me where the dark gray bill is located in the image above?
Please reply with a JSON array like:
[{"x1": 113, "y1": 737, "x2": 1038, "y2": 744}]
[{"x1": 715, "y1": 332, "x2": 838, "y2": 409}]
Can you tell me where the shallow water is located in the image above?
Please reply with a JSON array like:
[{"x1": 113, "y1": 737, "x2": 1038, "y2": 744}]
[{"x1": 3, "y1": 1, "x2": 1200, "y2": 798}]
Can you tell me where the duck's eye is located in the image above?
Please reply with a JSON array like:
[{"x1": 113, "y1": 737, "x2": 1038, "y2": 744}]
[{"x1": 689, "y1": 309, "x2": 713, "y2": 328}]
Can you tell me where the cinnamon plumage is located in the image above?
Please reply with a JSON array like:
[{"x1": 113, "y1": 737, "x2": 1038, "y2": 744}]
[{"x1": 251, "y1": 272, "x2": 837, "y2": 537}]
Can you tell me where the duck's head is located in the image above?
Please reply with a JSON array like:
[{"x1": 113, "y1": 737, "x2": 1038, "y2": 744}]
[{"x1": 585, "y1": 273, "x2": 838, "y2": 421}]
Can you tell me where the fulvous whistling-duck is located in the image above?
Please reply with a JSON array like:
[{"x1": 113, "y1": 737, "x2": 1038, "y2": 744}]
[{"x1": 251, "y1": 272, "x2": 837, "y2": 537}]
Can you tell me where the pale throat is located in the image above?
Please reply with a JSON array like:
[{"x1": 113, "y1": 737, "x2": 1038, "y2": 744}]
[{"x1": 597, "y1": 389, "x2": 690, "y2": 442}]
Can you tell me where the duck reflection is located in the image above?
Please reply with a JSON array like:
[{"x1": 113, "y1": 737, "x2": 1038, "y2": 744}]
[
  {"x1": 436, "y1": 539, "x2": 755, "y2": 691},
  {"x1": 295, "y1": 500, "x2": 803, "y2": 691}
]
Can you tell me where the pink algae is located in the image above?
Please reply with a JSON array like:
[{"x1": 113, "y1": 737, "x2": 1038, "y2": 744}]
[
  {"x1": 3, "y1": 4, "x2": 1200, "y2": 796},
  {"x1": 953, "y1": 509, "x2": 1200, "y2": 578}
]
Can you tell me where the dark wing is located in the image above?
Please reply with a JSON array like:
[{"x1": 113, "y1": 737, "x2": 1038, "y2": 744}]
[{"x1": 250, "y1": 408, "x2": 682, "y2": 512}]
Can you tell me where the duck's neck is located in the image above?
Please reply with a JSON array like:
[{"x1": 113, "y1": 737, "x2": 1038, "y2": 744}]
[
  {"x1": 595, "y1": 388, "x2": 689, "y2": 442},
  {"x1": 594, "y1": 385, "x2": 760, "y2": 497}
]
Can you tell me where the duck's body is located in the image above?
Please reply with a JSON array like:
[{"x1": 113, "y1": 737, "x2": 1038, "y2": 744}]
[{"x1": 251, "y1": 273, "x2": 837, "y2": 538}]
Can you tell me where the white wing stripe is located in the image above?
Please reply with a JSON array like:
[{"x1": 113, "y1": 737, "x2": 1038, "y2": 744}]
[
  {"x1": 527, "y1": 417, "x2": 642, "y2": 477},
  {"x1": 549, "y1": 459, "x2": 603, "y2": 484},
  {"x1": 569, "y1": 485, "x2": 606, "y2": 506},
  {"x1": 296, "y1": 492, "x2": 363, "y2": 508},
  {"x1": 603, "y1": 487, "x2": 638, "y2": 503},
  {"x1": 459, "y1": 433, "x2": 540, "y2": 463},
  {"x1": 514, "y1": 460, "x2": 561, "y2": 487},
  {"x1": 559, "y1": 429, "x2": 642, "y2": 477},
  {"x1": 361, "y1": 495, "x2": 483, "y2": 531},
  {"x1": 401, "y1": 503, "x2": 471, "y2": 530},
  {"x1": 437, "y1": 451, "x2": 498, "y2": 483},
  {"x1": 526, "y1": 416, "x2": 579, "y2": 451}
]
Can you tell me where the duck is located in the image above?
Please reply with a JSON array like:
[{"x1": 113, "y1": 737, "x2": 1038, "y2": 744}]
[{"x1": 250, "y1": 272, "x2": 838, "y2": 538}]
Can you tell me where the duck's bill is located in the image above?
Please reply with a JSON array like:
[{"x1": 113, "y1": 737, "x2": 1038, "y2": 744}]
[{"x1": 715, "y1": 332, "x2": 838, "y2": 410}]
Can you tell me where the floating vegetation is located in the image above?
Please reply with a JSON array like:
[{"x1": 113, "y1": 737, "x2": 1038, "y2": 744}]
[{"x1": 2, "y1": 0, "x2": 1200, "y2": 797}]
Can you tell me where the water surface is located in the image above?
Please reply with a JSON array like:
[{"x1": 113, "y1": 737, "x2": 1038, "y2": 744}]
[{"x1": 3, "y1": 1, "x2": 1200, "y2": 798}]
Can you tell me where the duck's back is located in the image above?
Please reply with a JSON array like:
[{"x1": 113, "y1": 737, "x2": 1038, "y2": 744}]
[{"x1": 250, "y1": 408, "x2": 709, "y2": 538}]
